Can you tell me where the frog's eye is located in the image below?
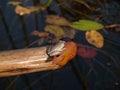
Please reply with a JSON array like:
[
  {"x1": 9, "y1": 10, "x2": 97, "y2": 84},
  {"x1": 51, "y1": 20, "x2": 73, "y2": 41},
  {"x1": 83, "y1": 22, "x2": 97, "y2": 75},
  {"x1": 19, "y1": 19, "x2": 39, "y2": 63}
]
[{"x1": 56, "y1": 54, "x2": 60, "y2": 57}]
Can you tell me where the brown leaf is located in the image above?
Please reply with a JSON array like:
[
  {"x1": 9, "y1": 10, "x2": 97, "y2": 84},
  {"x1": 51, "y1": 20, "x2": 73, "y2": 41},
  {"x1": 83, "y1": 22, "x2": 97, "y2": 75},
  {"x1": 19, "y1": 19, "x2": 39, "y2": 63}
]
[
  {"x1": 15, "y1": 5, "x2": 31, "y2": 16},
  {"x1": 32, "y1": 30, "x2": 49, "y2": 37},
  {"x1": 8, "y1": 1, "x2": 21, "y2": 6},
  {"x1": 63, "y1": 27, "x2": 76, "y2": 39},
  {"x1": 85, "y1": 30, "x2": 104, "y2": 48},
  {"x1": 45, "y1": 25, "x2": 65, "y2": 37},
  {"x1": 46, "y1": 15, "x2": 71, "y2": 26},
  {"x1": 15, "y1": 5, "x2": 46, "y2": 16},
  {"x1": 77, "y1": 45, "x2": 96, "y2": 59}
]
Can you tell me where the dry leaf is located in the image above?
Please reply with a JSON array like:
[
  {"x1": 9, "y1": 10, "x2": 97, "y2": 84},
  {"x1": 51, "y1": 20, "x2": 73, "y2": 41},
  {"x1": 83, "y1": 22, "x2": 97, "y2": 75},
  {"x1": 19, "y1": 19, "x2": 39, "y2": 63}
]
[
  {"x1": 85, "y1": 30, "x2": 104, "y2": 48},
  {"x1": 63, "y1": 27, "x2": 76, "y2": 39},
  {"x1": 77, "y1": 45, "x2": 96, "y2": 59},
  {"x1": 15, "y1": 5, "x2": 31, "y2": 16},
  {"x1": 45, "y1": 25, "x2": 65, "y2": 43},
  {"x1": 8, "y1": 1, "x2": 21, "y2": 6},
  {"x1": 32, "y1": 30, "x2": 49, "y2": 37},
  {"x1": 45, "y1": 25, "x2": 65, "y2": 37},
  {"x1": 15, "y1": 5, "x2": 46, "y2": 16},
  {"x1": 46, "y1": 15, "x2": 71, "y2": 26},
  {"x1": 27, "y1": 6, "x2": 46, "y2": 12}
]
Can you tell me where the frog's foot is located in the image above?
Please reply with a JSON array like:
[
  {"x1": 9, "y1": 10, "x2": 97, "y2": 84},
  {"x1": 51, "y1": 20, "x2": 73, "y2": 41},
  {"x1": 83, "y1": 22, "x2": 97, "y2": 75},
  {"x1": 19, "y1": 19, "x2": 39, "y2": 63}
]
[{"x1": 52, "y1": 41, "x2": 77, "y2": 67}]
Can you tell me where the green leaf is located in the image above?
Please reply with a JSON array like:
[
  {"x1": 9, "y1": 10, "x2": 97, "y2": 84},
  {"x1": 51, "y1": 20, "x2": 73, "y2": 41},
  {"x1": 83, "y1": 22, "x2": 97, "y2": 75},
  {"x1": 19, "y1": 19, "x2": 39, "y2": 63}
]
[
  {"x1": 70, "y1": 20, "x2": 104, "y2": 31},
  {"x1": 44, "y1": 0, "x2": 52, "y2": 7}
]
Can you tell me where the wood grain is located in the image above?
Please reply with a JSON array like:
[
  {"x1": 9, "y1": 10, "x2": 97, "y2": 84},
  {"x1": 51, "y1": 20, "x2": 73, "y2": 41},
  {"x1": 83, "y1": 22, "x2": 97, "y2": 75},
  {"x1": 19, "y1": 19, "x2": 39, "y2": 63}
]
[{"x1": 0, "y1": 46, "x2": 59, "y2": 77}]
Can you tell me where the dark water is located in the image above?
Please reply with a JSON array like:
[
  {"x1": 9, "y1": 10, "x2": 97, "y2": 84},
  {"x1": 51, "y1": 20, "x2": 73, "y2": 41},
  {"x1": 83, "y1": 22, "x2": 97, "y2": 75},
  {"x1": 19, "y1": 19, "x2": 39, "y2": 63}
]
[{"x1": 0, "y1": 0, "x2": 120, "y2": 90}]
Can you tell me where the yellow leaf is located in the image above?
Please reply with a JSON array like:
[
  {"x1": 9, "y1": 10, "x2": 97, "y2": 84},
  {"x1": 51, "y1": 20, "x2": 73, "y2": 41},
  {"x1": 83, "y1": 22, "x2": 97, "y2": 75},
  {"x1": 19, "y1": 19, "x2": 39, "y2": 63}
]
[
  {"x1": 15, "y1": 5, "x2": 31, "y2": 16},
  {"x1": 85, "y1": 30, "x2": 104, "y2": 48},
  {"x1": 15, "y1": 5, "x2": 46, "y2": 16},
  {"x1": 8, "y1": 1, "x2": 21, "y2": 6}
]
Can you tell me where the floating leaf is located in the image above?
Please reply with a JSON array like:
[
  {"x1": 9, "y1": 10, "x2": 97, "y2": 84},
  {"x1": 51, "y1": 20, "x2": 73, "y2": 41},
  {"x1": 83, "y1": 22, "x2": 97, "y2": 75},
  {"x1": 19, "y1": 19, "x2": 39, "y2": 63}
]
[
  {"x1": 77, "y1": 45, "x2": 96, "y2": 59},
  {"x1": 70, "y1": 19, "x2": 104, "y2": 31},
  {"x1": 32, "y1": 30, "x2": 49, "y2": 37},
  {"x1": 45, "y1": 25, "x2": 66, "y2": 43},
  {"x1": 85, "y1": 30, "x2": 104, "y2": 48},
  {"x1": 27, "y1": 6, "x2": 46, "y2": 12},
  {"x1": 45, "y1": 25, "x2": 65, "y2": 37},
  {"x1": 15, "y1": 5, "x2": 31, "y2": 16},
  {"x1": 63, "y1": 27, "x2": 76, "y2": 39},
  {"x1": 48, "y1": 37, "x2": 62, "y2": 44},
  {"x1": 8, "y1": 1, "x2": 21, "y2": 6},
  {"x1": 15, "y1": 5, "x2": 46, "y2": 16},
  {"x1": 46, "y1": 15, "x2": 71, "y2": 26}
]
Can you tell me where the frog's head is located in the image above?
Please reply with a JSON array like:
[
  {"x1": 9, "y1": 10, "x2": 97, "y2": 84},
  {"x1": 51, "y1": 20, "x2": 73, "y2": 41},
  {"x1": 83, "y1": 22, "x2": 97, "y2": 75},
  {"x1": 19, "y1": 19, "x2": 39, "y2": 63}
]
[{"x1": 52, "y1": 41, "x2": 77, "y2": 67}]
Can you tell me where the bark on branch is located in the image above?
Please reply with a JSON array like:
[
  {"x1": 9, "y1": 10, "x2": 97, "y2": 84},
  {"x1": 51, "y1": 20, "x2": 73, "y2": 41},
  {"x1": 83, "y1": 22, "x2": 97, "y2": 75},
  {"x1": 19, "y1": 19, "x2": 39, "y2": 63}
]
[{"x1": 0, "y1": 46, "x2": 59, "y2": 77}]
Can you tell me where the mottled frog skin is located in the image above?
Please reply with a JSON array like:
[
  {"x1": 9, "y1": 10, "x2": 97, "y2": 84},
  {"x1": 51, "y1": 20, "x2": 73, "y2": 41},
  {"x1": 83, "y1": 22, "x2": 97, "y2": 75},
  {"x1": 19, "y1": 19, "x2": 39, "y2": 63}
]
[
  {"x1": 52, "y1": 41, "x2": 77, "y2": 67},
  {"x1": 47, "y1": 40, "x2": 65, "y2": 56}
]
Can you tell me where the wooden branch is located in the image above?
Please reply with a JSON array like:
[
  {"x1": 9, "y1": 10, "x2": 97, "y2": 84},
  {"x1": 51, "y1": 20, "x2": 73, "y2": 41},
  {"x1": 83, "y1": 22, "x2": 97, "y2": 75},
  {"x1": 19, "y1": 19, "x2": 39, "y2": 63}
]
[{"x1": 0, "y1": 46, "x2": 59, "y2": 77}]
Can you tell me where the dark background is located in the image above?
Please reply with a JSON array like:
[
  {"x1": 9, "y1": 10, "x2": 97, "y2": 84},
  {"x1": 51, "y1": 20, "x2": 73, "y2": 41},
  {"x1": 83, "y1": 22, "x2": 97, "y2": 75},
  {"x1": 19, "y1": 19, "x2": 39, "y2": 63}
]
[{"x1": 0, "y1": 0, "x2": 120, "y2": 90}]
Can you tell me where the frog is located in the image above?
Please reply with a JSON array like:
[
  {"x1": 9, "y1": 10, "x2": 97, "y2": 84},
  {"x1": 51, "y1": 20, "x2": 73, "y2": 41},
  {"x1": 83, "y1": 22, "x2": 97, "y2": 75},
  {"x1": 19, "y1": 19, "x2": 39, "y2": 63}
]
[{"x1": 47, "y1": 40, "x2": 66, "y2": 56}]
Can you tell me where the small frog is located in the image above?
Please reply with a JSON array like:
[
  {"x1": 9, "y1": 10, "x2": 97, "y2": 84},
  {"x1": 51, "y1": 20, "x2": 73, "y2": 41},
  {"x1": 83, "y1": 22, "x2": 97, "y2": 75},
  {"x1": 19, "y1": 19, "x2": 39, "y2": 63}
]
[{"x1": 47, "y1": 40, "x2": 65, "y2": 56}]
